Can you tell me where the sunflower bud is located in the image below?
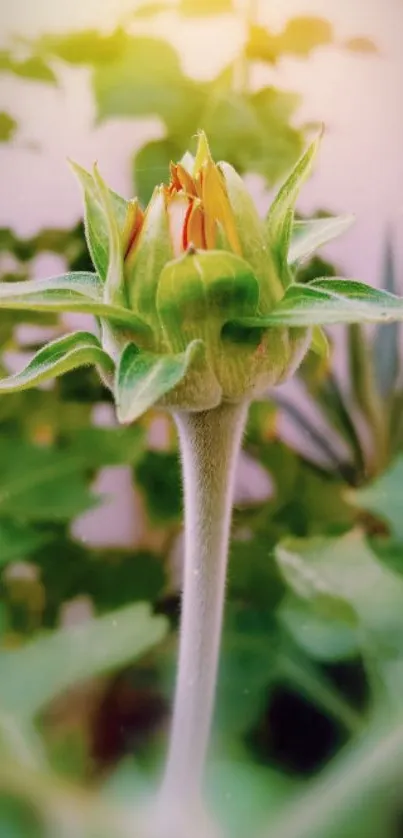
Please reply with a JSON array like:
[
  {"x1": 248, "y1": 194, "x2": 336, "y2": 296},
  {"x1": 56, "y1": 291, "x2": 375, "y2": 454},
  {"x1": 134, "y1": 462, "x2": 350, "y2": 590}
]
[{"x1": 72, "y1": 133, "x2": 320, "y2": 414}]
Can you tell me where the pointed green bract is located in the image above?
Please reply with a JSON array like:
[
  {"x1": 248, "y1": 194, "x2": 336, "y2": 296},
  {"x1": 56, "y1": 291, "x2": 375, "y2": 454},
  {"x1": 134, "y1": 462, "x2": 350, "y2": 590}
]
[
  {"x1": 92, "y1": 164, "x2": 126, "y2": 307},
  {"x1": 126, "y1": 185, "x2": 173, "y2": 327},
  {"x1": 310, "y1": 325, "x2": 330, "y2": 358},
  {"x1": 266, "y1": 133, "x2": 321, "y2": 286},
  {"x1": 0, "y1": 332, "x2": 114, "y2": 393},
  {"x1": 289, "y1": 215, "x2": 355, "y2": 265},
  {"x1": 219, "y1": 161, "x2": 283, "y2": 308},
  {"x1": 0, "y1": 273, "x2": 149, "y2": 333},
  {"x1": 70, "y1": 161, "x2": 129, "y2": 281},
  {"x1": 232, "y1": 278, "x2": 403, "y2": 328},
  {"x1": 115, "y1": 339, "x2": 203, "y2": 423}
]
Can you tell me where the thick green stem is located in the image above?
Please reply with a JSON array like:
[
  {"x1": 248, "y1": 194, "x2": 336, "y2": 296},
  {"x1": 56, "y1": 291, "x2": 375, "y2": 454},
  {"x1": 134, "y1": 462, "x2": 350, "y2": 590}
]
[{"x1": 162, "y1": 401, "x2": 249, "y2": 798}]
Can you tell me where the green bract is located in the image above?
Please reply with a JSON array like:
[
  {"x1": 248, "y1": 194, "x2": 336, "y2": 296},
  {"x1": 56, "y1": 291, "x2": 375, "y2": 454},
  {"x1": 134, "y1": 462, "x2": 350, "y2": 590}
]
[{"x1": 1, "y1": 132, "x2": 403, "y2": 422}]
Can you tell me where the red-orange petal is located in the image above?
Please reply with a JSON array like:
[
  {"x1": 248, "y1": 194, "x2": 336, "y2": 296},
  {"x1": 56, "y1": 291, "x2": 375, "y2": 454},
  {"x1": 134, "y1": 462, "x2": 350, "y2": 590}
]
[
  {"x1": 123, "y1": 200, "x2": 145, "y2": 259},
  {"x1": 183, "y1": 199, "x2": 206, "y2": 250}
]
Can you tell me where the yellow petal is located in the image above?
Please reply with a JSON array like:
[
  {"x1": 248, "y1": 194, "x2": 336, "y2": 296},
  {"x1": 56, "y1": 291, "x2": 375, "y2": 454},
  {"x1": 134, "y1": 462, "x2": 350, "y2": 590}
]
[
  {"x1": 193, "y1": 131, "x2": 212, "y2": 176},
  {"x1": 175, "y1": 163, "x2": 197, "y2": 197},
  {"x1": 202, "y1": 160, "x2": 241, "y2": 255}
]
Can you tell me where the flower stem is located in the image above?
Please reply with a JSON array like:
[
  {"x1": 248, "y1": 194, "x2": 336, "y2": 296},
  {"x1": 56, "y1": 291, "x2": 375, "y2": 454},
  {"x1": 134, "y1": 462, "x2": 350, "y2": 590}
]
[{"x1": 162, "y1": 401, "x2": 249, "y2": 799}]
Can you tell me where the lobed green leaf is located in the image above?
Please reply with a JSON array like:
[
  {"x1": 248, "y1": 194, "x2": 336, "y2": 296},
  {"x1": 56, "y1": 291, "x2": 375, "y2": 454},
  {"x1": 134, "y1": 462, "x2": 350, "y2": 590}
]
[
  {"x1": 234, "y1": 278, "x2": 403, "y2": 328},
  {"x1": 0, "y1": 332, "x2": 113, "y2": 394},
  {"x1": 0, "y1": 273, "x2": 149, "y2": 333}
]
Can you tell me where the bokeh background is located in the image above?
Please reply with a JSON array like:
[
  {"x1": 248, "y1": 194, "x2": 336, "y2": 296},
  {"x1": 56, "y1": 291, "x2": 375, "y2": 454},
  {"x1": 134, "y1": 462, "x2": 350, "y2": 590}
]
[{"x1": 0, "y1": 2, "x2": 403, "y2": 837}]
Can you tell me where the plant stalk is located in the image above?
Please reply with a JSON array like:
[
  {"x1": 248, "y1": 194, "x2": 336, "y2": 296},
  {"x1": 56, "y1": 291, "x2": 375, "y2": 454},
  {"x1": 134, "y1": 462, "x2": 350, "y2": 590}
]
[{"x1": 162, "y1": 400, "x2": 249, "y2": 799}]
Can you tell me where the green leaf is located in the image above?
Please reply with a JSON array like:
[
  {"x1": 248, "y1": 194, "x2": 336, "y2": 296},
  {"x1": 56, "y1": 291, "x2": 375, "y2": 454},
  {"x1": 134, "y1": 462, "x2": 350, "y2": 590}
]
[
  {"x1": 373, "y1": 236, "x2": 400, "y2": 398},
  {"x1": 275, "y1": 530, "x2": 403, "y2": 663},
  {"x1": 207, "y1": 759, "x2": 293, "y2": 838},
  {"x1": 245, "y1": 25, "x2": 283, "y2": 64},
  {"x1": 204, "y1": 83, "x2": 303, "y2": 188},
  {"x1": 245, "y1": 87, "x2": 303, "y2": 185},
  {"x1": 70, "y1": 162, "x2": 129, "y2": 281},
  {"x1": 65, "y1": 425, "x2": 145, "y2": 468},
  {"x1": 91, "y1": 550, "x2": 166, "y2": 610},
  {"x1": 133, "y1": 137, "x2": 180, "y2": 205},
  {"x1": 0, "y1": 521, "x2": 51, "y2": 566},
  {"x1": 0, "y1": 112, "x2": 17, "y2": 142},
  {"x1": 0, "y1": 332, "x2": 113, "y2": 393},
  {"x1": 35, "y1": 29, "x2": 127, "y2": 65},
  {"x1": 115, "y1": 340, "x2": 202, "y2": 423},
  {"x1": 11, "y1": 56, "x2": 57, "y2": 84},
  {"x1": 135, "y1": 451, "x2": 182, "y2": 521},
  {"x1": 279, "y1": 595, "x2": 359, "y2": 662},
  {"x1": 93, "y1": 36, "x2": 206, "y2": 135},
  {"x1": 279, "y1": 16, "x2": 333, "y2": 56},
  {"x1": 346, "y1": 457, "x2": 403, "y2": 541},
  {"x1": 235, "y1": 278, "x2": 403, "y2": 328},
  {"x1": 0, "y1": 273, "x2": 148, "y2": 333},
  {"x1": 0, "y1": 796, "x2": 43, "y2": 838},
  {"x1": 0, "y1": 50, "x2": 56, "y2": 84},
  {"x1": 0, "y1": 603, "x2": 167, "y2": 718},
  {"x1": 217, "y1": 607, "x2": 278, "y2": 738},
  {"x1": 289, "y1": 215, "x2": 355, "y2": 265},
  {"x1": 266, "y1": 135, "x2": 321, "y2": 286},
  {"x1": 0, "y1": 438, "x2": 97, "y2": 522}
]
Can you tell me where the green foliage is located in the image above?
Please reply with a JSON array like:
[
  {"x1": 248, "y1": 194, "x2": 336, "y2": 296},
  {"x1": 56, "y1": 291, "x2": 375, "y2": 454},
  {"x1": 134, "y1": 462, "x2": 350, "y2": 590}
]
[
  {"x1": 0, "y1": 521, "x2": 51, "y2": 567},
  {"x1": 0, "y1": 437, "x2": 97, "y2": 522},
  {"x1": 276, "y1": 531, "x2": 403, "y2": 705},
  {"x1": 0, "y1": 603, "x2": 167, "y2": 718},
  {"x1": 245, "y1": 15, "x2": 375, "y2": 65},
  {"x1": 135, "y1": 450, "x2": 182, "y2": 521},
  {"x1": 1, "y1": 4, "x2": 401, "y2": 837},
  {"x1": 0, "y1": 112, "x2": 17, "y2": 142},
  {"x1": 35, "y1": 29, "x2": 128, "y2": 65},
  {"x1": 93, "y1": 36, "x2": 205, "y2": 135},
  {"x1": 0, "y1": 50, "x2": 56, "y2": 83},
  {"x1": 280, "y1": 235, "x2": 402, "y2": 481},
  {"x1": 347, "y1": 457, "x2": 403, "y2": 541}
]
